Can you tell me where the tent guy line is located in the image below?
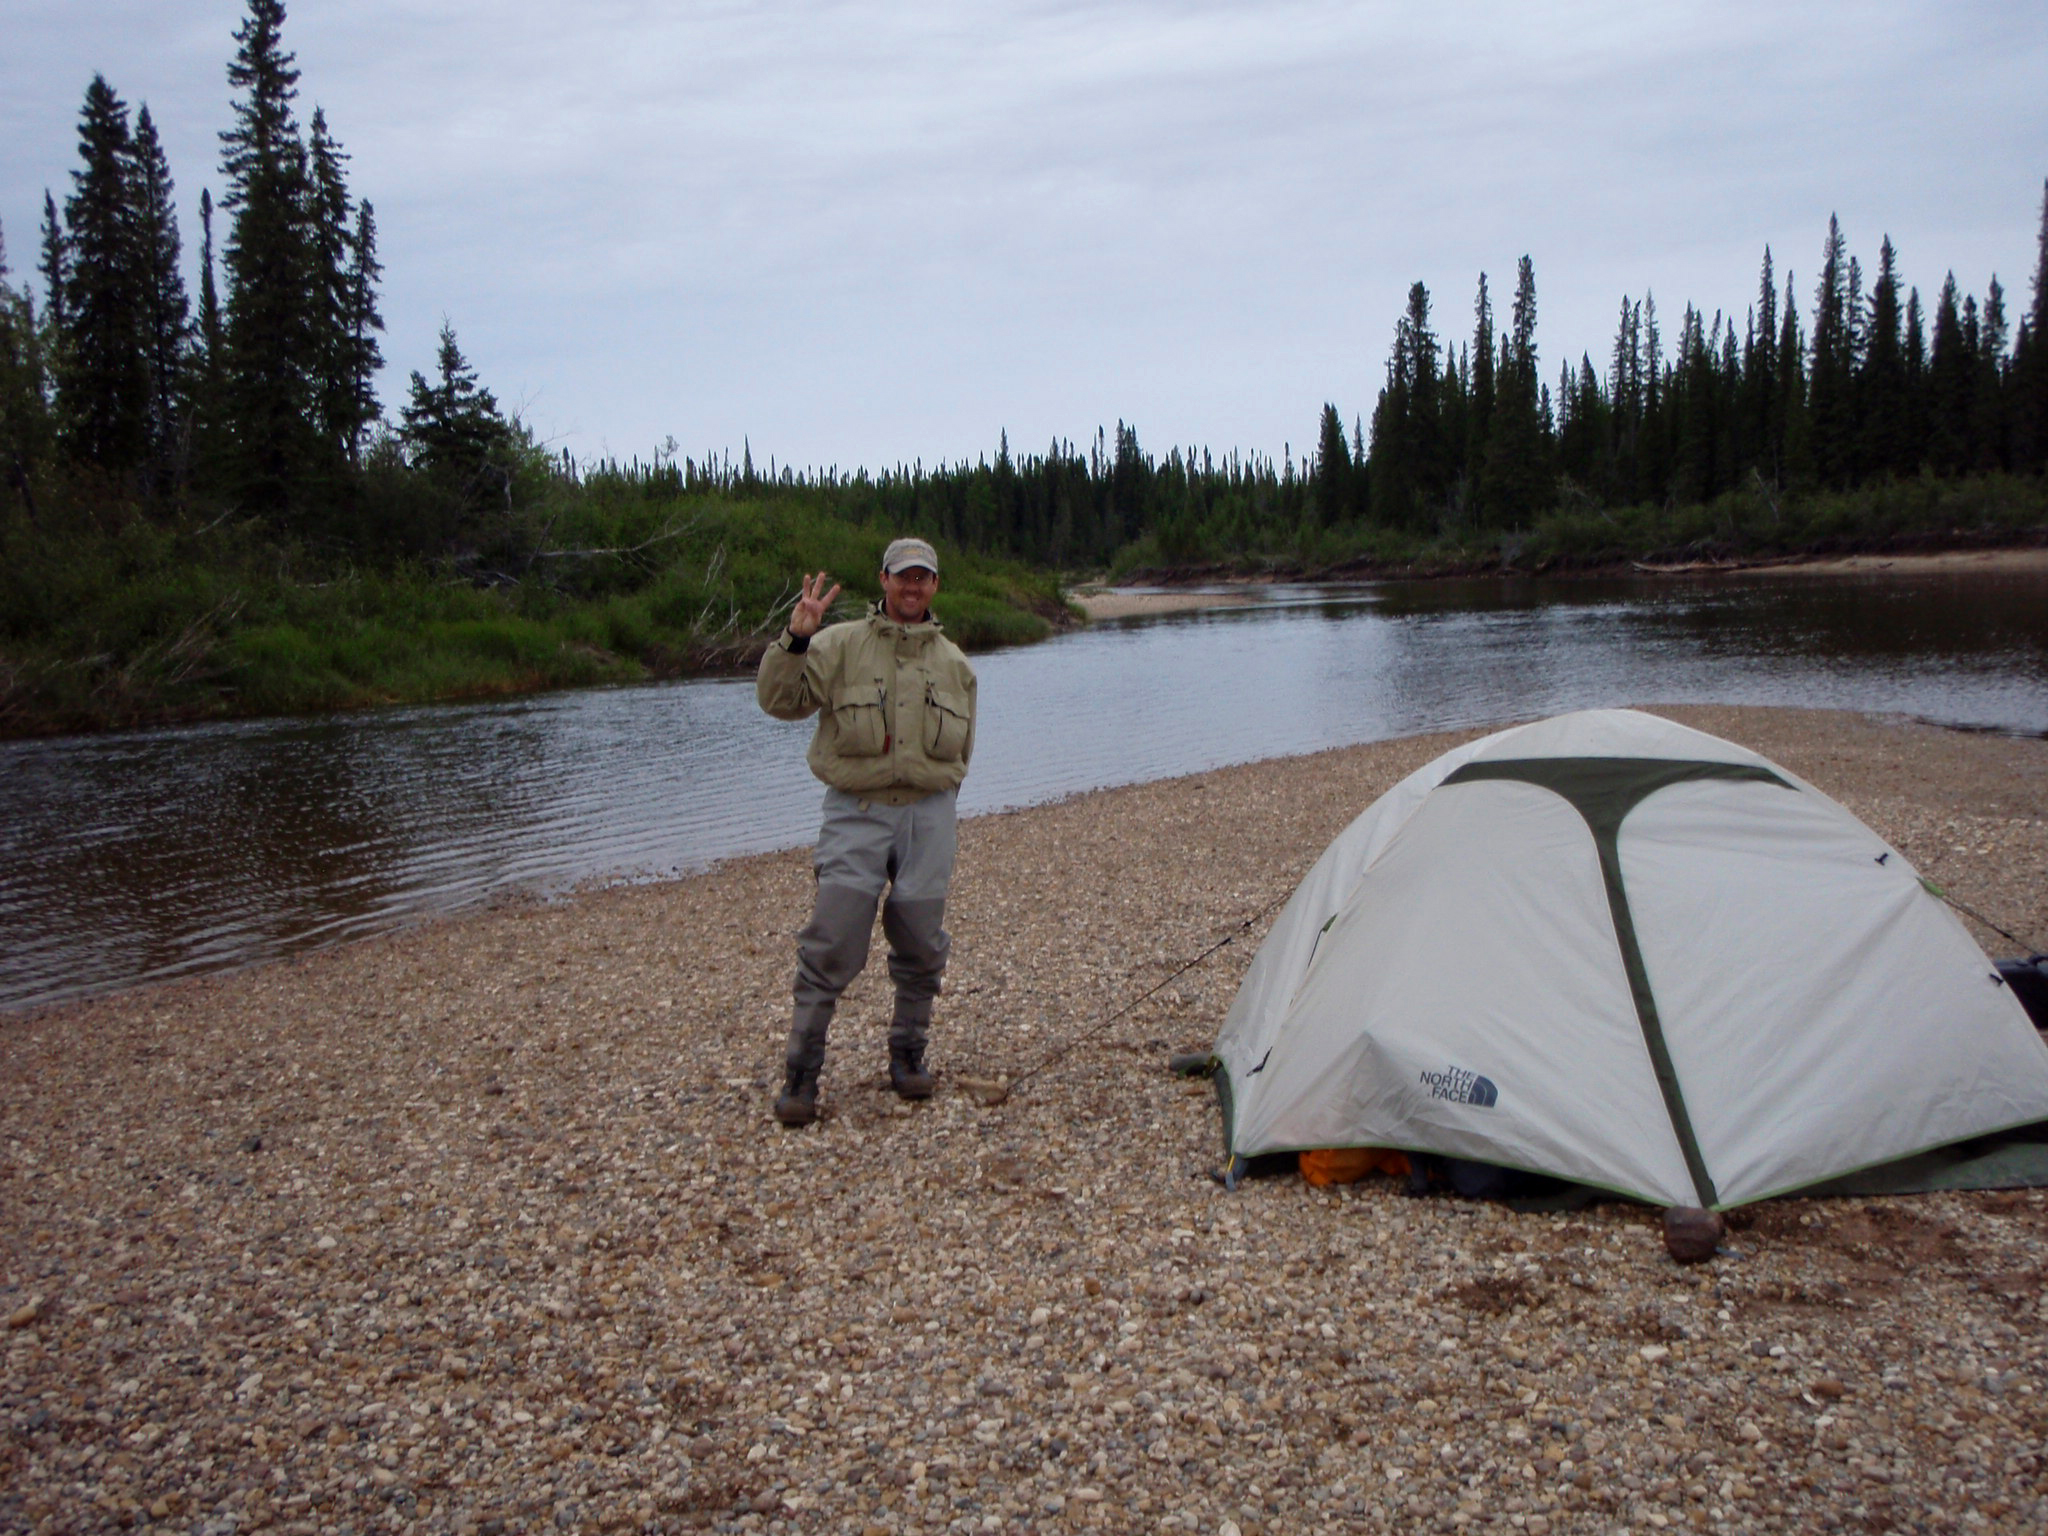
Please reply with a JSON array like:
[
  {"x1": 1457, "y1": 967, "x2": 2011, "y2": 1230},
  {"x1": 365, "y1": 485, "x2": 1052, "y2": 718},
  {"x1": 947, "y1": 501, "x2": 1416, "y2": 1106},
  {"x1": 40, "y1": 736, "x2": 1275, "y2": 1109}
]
[
  {"x1": 1925, "y1": 880, "x2": 2046, "y2": 955},
  {"x1": 964, "y1": 880, "x2": 1301, "y2": 1110}
]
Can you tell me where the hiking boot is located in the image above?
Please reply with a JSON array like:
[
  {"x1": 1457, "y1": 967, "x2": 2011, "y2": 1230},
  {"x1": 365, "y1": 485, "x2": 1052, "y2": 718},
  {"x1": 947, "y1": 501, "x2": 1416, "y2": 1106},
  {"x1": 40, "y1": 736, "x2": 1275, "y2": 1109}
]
[
  {"x1": 773, "y1": 1065, "x2": 820, "y2": 1126},
  {"x1": 889, "y1": 1043, "x2": 934, "y2": 1100}
]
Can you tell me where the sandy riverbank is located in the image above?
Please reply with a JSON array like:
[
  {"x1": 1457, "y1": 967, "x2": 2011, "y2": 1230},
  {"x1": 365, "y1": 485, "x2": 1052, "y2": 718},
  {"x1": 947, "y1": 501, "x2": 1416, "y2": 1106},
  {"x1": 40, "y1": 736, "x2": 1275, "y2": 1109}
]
[
  {"x1": 1068, "y1": 590, "x2": 1258, "y2": 621},
  {"x1": 1076, "y1": 547, "x2": 2048, "y2": 613},
  {"x1": 4, "y1": 706, "x2": 2046, "y2": 1536},
  {"x1": 1745, "y1": 548, "x2": 2048, "y2": 578}
]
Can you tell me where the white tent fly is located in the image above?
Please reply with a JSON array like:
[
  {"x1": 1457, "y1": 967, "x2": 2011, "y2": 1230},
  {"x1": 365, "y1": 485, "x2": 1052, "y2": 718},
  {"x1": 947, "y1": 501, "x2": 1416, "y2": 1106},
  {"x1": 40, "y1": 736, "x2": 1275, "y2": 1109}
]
[{"x1": 1211, "y1": 709, "x2": 2048, "y2": 1209}]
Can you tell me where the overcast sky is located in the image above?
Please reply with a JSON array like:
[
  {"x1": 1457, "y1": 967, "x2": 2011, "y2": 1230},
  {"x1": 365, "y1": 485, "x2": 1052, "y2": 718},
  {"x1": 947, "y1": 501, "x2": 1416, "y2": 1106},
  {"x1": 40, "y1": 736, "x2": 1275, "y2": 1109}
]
[{"x1": 5, "y1": 1, "x2": 2046, "y2": 472}]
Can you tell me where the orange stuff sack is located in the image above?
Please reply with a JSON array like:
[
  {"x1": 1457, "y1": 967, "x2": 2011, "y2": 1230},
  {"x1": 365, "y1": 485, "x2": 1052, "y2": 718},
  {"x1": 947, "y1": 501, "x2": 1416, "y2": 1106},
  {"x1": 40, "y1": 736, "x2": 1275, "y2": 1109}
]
[{"x1": 1299, "y1": 1147, "x2": 1411, "y2": 1186}]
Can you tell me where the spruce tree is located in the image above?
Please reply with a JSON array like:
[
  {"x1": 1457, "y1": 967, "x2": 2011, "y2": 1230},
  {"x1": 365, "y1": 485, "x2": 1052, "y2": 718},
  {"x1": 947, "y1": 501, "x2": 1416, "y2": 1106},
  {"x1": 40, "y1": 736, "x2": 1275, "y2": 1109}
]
[
  {"x1": 1973, "y1": 277, "x2": 2009, "y2": 471},
  {"x1": 1844, "y1": 256, "x2": 1866, "y2": 370},
  {"x1": 1608, "y1": 297, "x2": 1642, "y2": 500},
  {"x1": 305, "y1": 108, "x2": 349, "y2": 445},
  {"x1": 1858, "y1": 236, "x2": 1908, "y2": 479},
  {"x1": 339, "y1": 201, "x2": 383, "y2": 466},
  {"x1": 58, "y1": 74, "x2": 151, "y2": 478},
  {"x1": 2013, "y1": 179, "x2": 2048, "y2": 471},
  {"x1": 187, "y1": 189, "x2": 227, "y2": 483},
  {"x1": 1742, "y1": 249, "x2": 1780, "y2": 480},
  {"x1": 1467, "y1": 273, "x2": 1495, "y2": 489},
  {"x1": 304, "y1": 108, "x2": 380, "y2": 469},
  {"x1": 1366, "y1": 281, "x2": 1445, "y2": 531},
  {"x1": 1718, "y1": 319, "x2": 1743, "y2": 483},
  {"x1": 1927, "y1": 274, "x2": 1971, "y2": 474},
  {"x1": 37, "y1": 192, "x2": 67, "y2": 337},
  {"x1": 1669, "y1": 305, "x2": 1714, "y2": 503},
  {"x1": 1554, "y1": 354, "x2": 1607, "y2": 492},
  {"x1": 130, "y1": 105, "x2": 191, "y2": 492},
  {"x1": 1476, "y1": 256, "x2": 1550, "y2": 526},
  {"x1": 1312, "y1": 402, "x2": 1350, "y2": 527},
  {"x1": 1807, "y1": 216, "x2": 1856, "y2": 487},
  {"x1": 400, "y1": 320, "x2": 512, "y2": 503},
  {"x1": 1902, "y1": 286, "x2": 1927, "y2": 469},
  {"x1": 0, "y1": 219, "x2": 54, "y2": 519},
  {"x1": 1638, "y1": 293, "x2": 1670, "y2": 499},
  {"x1": 20, "y1": 200, "x2": 66, "y2": 514},
  {"x1": 1110, "y1": 422, "x2": 1149, "y2": 545},
  {"x1": 1438, "y1": 343, "x2": 1469, "y2": 509},
  {"x1": 219, "y1": 0, "x2": 323, "y2": 516},
  {"x1": 1775, "y1": 273, "x2": 1810, "y2": 488}
]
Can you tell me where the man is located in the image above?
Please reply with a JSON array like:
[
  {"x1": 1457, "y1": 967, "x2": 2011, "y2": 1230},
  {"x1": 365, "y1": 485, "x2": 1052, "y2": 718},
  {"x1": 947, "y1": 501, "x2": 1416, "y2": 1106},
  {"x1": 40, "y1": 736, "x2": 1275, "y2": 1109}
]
[{"x1": 756, "y1": 537, "x2": 977, "y2": 1126}]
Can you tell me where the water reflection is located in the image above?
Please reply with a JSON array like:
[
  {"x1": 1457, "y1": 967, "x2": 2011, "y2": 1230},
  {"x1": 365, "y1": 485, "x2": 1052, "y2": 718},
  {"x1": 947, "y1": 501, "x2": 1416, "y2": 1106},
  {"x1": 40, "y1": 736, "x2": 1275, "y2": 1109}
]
[{"x1": 4, "y1": 570, "x2": 2044, "y2": 1010}]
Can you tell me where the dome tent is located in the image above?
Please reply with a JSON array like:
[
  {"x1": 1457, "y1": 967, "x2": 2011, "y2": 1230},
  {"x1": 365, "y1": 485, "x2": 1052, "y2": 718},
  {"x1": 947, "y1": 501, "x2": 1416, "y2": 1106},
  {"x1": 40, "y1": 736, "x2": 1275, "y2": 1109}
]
[{"x1": 1209, "y1": 709, "x2": 2048, "y2": 1209}]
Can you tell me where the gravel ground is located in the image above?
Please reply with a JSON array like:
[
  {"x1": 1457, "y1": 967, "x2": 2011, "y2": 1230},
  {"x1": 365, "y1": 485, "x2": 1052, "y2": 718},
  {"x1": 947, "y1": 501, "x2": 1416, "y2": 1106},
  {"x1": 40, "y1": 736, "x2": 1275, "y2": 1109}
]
[{"x1": 4, "y1": 705, "x2": 2045, "y2": 1536}]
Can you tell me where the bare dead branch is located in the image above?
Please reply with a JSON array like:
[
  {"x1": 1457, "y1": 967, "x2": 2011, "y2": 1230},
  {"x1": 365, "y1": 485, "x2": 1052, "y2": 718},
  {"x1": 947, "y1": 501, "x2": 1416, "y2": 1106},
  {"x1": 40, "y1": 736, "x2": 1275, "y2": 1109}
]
[{"x1": 528, "y1": 514, "x2": 703, "y2": 561}]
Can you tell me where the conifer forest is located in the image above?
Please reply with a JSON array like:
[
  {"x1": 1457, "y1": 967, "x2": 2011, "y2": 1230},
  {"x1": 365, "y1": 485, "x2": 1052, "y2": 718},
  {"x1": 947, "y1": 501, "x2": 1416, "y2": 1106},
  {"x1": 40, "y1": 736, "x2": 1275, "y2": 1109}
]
[{"x1": 2, "y1": 0, "x2": 2046, "y2": 733}]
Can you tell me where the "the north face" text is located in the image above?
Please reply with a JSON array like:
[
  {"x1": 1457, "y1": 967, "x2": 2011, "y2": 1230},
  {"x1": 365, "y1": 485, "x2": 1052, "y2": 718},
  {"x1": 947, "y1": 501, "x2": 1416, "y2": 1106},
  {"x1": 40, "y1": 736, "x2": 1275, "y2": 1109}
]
[{"x1": 1420, "y1": 1064, "x2": 1498, "y2": 1107}]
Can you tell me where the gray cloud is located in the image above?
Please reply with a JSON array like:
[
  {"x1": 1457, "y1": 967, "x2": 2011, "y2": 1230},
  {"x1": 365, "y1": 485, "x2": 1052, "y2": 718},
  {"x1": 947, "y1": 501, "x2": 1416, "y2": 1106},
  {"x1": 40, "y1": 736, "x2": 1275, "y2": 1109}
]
[{"x1": 6, "y1": 0, "x2": 2045, "y2": 469}]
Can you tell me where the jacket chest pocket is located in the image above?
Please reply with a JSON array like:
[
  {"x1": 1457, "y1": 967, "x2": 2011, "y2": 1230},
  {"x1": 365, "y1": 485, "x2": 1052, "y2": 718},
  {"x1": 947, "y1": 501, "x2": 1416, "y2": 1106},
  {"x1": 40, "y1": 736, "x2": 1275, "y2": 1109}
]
[
  {"x1": 830, "y1": 682, "x2": 888, "y2": 756},
  {"x1": 923, "y1": 683, "x2": 971, "y2": 762}
]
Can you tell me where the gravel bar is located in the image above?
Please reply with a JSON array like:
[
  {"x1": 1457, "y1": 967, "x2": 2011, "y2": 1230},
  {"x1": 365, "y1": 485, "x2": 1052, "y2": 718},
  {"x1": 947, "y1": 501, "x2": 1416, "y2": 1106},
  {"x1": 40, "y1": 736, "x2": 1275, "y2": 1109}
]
[{"x1": 4, "y1": 705, "x2": 2045, "y2": 1536}]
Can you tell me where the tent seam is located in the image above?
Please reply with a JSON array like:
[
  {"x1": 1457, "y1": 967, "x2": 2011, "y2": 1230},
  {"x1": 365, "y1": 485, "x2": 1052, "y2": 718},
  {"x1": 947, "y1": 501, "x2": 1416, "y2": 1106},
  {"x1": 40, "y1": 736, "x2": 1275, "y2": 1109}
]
[{"x1": 1442, "y1": 758, "x2": 1792, "y2": 1208}]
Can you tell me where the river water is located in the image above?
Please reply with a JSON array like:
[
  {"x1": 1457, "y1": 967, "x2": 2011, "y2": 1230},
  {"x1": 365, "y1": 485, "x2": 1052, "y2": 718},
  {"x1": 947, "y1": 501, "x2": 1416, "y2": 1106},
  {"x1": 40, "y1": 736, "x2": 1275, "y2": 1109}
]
[{"x1": 5, "y1": 568, "x2": 2046, "y2": 1012}]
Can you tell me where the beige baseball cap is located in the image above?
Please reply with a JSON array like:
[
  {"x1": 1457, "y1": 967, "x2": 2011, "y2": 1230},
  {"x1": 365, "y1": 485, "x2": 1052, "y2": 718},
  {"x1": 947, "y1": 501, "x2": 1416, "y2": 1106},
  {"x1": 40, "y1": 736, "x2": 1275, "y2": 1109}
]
[{"x1": 881, "y1": 537, "x2": 939, "y2": 575}]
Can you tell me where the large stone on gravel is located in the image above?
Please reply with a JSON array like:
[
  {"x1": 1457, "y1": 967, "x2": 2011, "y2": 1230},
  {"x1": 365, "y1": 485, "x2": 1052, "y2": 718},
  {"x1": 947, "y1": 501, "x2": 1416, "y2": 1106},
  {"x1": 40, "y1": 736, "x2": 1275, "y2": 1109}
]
[{"x1": 1663, "y1": 1206, "x2": 1726, "y2": 1262}]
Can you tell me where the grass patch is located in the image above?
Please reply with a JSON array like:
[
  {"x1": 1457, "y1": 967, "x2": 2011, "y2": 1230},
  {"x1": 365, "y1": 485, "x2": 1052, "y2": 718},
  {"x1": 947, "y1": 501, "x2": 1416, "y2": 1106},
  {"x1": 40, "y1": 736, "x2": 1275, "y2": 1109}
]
[{"x1": 0, "y1": 491, "x2": 1069, "y2": 736}]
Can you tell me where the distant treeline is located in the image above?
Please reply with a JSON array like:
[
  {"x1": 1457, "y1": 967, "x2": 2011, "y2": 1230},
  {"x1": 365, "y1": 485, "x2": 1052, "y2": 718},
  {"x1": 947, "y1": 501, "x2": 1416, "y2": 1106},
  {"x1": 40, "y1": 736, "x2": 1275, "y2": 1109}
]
[
  {"x1": 1353, "y1": 222, "x2": 2048, "y2": 542},
  {"x1": 3, "y1": 0, "x2": 2047, "y2": 734},
  {"x1": 622, "y1": 196, "x2": 2048, "y2": 571},
  {"x1": 1, "y1": 3, "x2": 2043, "y2": 576}
]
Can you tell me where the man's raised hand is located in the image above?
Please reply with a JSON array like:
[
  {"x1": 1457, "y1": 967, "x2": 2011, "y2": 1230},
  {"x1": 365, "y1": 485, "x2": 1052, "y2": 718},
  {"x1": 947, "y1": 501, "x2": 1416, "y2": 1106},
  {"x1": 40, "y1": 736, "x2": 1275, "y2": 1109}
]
[{"x1": 789, "y1": 571, "x2": 842, "y2": 638}]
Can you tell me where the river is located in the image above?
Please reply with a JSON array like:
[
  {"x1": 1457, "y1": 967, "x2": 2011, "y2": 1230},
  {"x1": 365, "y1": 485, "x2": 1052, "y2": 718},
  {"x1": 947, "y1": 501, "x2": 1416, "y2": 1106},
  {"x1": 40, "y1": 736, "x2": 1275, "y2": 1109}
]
[{"x1": 4, "y1": 567, "x2": 2045, "y2": 1012}]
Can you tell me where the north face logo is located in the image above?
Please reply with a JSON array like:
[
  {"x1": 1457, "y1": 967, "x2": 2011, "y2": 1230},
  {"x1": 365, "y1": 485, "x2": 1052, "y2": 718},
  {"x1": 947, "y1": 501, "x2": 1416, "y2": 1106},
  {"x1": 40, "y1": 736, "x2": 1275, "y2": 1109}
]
[{"x1": 1420, "y1": 1064, "x2": 1498, "y2": 1107}]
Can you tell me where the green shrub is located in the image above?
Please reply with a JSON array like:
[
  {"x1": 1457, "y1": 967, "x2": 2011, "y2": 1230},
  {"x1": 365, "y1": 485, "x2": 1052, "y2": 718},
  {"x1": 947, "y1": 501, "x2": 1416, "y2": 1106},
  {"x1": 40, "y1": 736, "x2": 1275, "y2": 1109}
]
[
  {"x1": 0, "y1": 488, "x2": 1072, "y2": 735},
  {"x1": 227, "y1": 625, "x2": 357, "y2": 713}
]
